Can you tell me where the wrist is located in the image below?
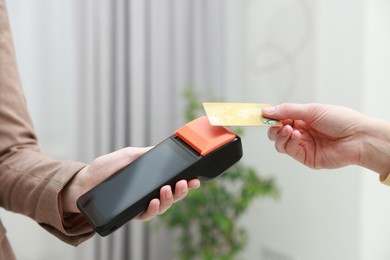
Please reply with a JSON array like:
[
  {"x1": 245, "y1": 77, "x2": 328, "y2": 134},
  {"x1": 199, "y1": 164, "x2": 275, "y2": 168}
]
[{"x1": 357, "y1": 118, "x2": 390, "y2": 176}]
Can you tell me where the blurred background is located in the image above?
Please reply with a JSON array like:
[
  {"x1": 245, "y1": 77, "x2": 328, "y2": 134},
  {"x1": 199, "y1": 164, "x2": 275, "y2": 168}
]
[{"x1": 1, "y1": 0, "x2": 390, "y2": 259}]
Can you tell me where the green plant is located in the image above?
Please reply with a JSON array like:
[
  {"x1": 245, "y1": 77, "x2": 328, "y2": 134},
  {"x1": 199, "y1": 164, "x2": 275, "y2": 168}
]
[{"x1": 159, "y1": 87, "x2": 279, "y2": 259}]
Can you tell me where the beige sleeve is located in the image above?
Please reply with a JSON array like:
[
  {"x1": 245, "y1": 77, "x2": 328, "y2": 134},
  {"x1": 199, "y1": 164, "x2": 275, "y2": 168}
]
[{"x1": 0, "y1": 0, "x2": 93, "y2": 245}]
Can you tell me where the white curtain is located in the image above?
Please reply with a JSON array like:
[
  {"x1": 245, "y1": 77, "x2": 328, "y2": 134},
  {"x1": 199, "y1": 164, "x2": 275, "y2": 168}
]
[{"x1": 74, "y1": 0, "x2": 227, "y2": 259}]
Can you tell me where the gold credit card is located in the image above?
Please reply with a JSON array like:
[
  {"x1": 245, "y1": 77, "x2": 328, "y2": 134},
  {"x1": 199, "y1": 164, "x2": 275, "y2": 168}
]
[{"x1": 203, "y1": 102, "x2": 282, "y2": 126}]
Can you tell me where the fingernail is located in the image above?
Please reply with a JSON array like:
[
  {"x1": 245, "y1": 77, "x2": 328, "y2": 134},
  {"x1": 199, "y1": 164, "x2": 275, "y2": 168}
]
[{"x1": 263, "y1": 106, "x2": 275, "y2": 114}]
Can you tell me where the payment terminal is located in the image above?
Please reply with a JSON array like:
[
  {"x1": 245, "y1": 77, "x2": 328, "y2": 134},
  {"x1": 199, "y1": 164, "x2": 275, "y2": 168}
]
[{"x1": 77, "y1": 116, "x2": 243, "y2": 236}]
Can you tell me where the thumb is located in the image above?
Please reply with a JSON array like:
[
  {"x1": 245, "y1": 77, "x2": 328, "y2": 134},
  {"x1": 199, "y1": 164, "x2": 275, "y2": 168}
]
[
  {"x1": 91, "y1": 146, "x2": 153, "y2": 176},
  {"x1": 262, "y1": 103, "x2": 315, "y2": 121}
]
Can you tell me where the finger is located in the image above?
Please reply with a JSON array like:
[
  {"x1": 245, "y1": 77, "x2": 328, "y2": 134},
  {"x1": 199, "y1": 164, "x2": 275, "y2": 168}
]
[
  {"x1": 274, "y1": 125, "x2": 294, "y2": 153},
  {"x1": 281, "y1": 119, "x2": 294, "y2": 126},
  {"x1": 122, "y1": 146, "x2": 153, "y2": 161},
  {"x1": 268, "y1": 126, "x2": 283, "y2": 141},
  {"x1": 284, "y1": 129, "x2": 303, "y2": 157},
  {"x1": 158, "y1": 185, "x2": 174, "y2": 215},
  {"x1": 188, "y1": 179, "x2": 200, "y2": 189},
  {"x1": 135, "y1": 198, "x2": 160, "y2": 221},
  {"x1": 173, "y1": 180, "x2": 189, "y2": 202}
]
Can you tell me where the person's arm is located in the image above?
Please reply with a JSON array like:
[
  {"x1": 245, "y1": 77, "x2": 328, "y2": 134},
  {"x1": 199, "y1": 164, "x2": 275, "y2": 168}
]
[
  {"x1": 0, "y1": 0, "x2": 94, "y2": 244},
  {"x1": 262, "y1": 103, "x2": 390, "y2": 182}
]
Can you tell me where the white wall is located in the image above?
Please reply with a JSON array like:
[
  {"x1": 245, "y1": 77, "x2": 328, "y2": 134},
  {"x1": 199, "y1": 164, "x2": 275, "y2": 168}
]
[{"x1": 226, "y1": 0, "x2": 390, "y2": 259}]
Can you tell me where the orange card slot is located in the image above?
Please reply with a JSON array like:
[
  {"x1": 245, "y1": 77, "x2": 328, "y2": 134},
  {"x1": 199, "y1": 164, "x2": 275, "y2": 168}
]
[{"x1": 174, "y1": 116, "x2": 236, "y2": 156}]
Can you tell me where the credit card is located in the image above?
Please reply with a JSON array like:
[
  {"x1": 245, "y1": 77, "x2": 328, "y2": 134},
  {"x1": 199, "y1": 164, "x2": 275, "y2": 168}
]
[{"x1": 203, "y1": 102, "x2": 282, "y2": 126}]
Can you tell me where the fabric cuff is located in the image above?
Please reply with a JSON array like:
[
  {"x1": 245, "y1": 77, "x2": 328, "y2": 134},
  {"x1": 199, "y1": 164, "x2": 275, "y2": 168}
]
[
  {"x1": 380, "y1": 173, "x2": 390, "y2": 186},
  {"x1": 36, "y1": 161, "x2": 95, "y2": 246}
]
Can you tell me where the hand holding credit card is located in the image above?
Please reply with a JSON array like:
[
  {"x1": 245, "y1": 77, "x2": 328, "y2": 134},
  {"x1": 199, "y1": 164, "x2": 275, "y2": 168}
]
[{"x1": 203, "y1": 102, "x2": 282, "y2": 126}]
